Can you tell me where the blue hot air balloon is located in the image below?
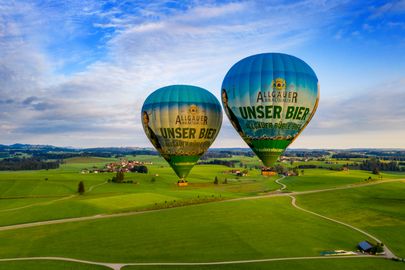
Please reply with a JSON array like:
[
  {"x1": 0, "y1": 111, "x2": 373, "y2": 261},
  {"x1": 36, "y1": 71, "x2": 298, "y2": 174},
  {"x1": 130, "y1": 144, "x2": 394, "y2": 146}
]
[{"x1": 221, "y1": 53, "x2": 319, "y2": 166}]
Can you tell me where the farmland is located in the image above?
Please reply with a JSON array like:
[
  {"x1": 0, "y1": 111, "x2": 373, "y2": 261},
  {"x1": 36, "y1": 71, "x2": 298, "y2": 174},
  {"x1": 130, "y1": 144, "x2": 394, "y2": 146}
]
[{"x1": 0, "y1": 153, "x2": 404, "y2": 269}]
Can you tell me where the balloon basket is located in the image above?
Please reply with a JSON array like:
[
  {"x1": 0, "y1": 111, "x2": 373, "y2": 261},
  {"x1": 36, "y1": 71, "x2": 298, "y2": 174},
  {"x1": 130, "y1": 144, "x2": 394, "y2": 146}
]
[{"x1": 177, "y1": 180, "x2": 188, "y2": 187}]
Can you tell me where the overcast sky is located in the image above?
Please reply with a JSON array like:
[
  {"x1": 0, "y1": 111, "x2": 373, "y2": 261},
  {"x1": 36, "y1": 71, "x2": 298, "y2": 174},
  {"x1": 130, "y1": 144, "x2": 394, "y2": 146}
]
[{"x1": 1, "y1": 0, "x2": 405, "y2": 148}]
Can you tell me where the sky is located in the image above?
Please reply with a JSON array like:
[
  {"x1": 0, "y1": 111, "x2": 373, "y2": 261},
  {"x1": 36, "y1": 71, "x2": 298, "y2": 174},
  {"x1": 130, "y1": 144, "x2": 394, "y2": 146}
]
[{"x1": 1, "y1": 0, "x2": 405, "y2": 149}]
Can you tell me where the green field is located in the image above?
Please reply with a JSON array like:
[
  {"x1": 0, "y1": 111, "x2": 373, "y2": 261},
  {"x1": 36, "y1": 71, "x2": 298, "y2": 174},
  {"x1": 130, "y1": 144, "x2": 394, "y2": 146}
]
[
  {"x1": 123, "y1": 258, "x2": 405, "y2": 270},
  {"x1": 0, "y1": 156, "x2": 280, "y2": 226},
  {"x1": 1, "y1": 257, "x2": 403, "y2": 270},
  {"x1": 0, "y1": 197, "x2": 373, "y2": 262},
  {"x1": 0, "y1": 155, "x2": 404, "y2": 269},
  {"x1": 296, "y1": 181, "x2": 405, "y2": 257},
  {"x1": 0, "y1": 260, "x2": 109, "y2": 270},
  {"x1": 280, "y1": 169, "x2": 400, "y2": 191}
]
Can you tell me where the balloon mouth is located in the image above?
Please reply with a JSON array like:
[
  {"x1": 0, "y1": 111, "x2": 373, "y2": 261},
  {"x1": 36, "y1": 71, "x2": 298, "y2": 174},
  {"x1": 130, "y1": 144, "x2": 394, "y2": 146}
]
[
  {"x1": 247, "y1": 139, "x2": 291, "y2": 167},
  {"x1": 164, "y1": 155, "x2": 201, "y2": 179}
]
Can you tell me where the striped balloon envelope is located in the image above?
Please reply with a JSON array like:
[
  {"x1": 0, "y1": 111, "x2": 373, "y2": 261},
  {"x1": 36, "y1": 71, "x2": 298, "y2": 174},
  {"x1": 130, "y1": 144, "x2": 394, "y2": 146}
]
[
  {"x1": 142, "y1": 85, "x2": 222, "y2": 180},
  {"x1": 221, "y1": 53, "x2": 319, "y2": 167}
]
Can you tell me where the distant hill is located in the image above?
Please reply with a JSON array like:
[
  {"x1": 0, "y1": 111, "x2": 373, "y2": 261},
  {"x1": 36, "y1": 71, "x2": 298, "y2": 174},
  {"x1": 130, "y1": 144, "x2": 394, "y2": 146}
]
[{"x1": 1, "y1": 144, "x2": 405, "y2": 161}]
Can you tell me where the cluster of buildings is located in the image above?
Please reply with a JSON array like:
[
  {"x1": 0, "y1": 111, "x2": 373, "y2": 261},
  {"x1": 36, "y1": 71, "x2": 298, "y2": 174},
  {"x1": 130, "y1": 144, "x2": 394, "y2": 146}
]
[
  {"x1": 279, "y1": 156, "x2": 311, "y2": 163},
  {"x1": 223, "y1": 169, "x2": 248, "y2": 177},
  {"x1": 81, "y1": 160, "x2": 152, "y2": 174},
  {"x1": 261, "y1": 168, "x2": 299, "y2": 176}
]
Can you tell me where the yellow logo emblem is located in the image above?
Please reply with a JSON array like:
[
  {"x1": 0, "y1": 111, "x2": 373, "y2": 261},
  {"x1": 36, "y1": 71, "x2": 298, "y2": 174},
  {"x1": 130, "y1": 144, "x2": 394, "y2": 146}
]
[
  {"x1": 272, "y1": 78, "x2": 286, "y2": 90},
  {"x1": 189, "y1": 105, "x2": 199, "y2": 114}
]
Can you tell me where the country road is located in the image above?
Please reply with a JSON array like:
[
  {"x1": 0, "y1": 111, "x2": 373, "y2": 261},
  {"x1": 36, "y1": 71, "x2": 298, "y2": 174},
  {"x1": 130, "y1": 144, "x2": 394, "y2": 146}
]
[{"x1": 275, "y1": 175, "x2": 287, "y2": 190}]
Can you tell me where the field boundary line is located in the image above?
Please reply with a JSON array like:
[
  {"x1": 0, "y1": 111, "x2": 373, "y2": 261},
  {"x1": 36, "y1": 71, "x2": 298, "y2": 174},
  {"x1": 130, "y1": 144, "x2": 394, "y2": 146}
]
[
  {"x1": 88, "y1": 181, "x2": 108, "y2": 192},
  {"x1": 0, "y1": 181, "x2": 107, "y2": 213},
  {"x1": 0, "y1": 195, "x2": 76, "y2": 213}
]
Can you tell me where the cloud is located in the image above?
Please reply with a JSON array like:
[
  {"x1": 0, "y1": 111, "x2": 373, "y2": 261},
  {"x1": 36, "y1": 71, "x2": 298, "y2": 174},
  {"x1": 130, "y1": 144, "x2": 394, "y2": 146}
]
[
  {"x1": 303, "y1": 78, "x2": 405, "y2": 135},
  {"x1": 369, "y1": 0, "x2": 405, "y2": 19},
  {"x1": 1, "y1": 0, "x2": 404, "y2": 148}
]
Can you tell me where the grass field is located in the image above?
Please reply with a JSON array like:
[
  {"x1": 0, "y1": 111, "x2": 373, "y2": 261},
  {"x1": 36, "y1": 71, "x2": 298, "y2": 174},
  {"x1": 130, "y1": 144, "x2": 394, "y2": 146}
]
[
  {"x1": 123, "y1": 258, "x2": 405, "y2": 270},
  {"x1": 296, "y1": 181, "x2": 405, "y2": 257},
  {"x1": 0, "y1": 260, "x2": 109, "y2": 270},
  {"x1": 0, "y1": 155, "x2": 404, "y2": 269},
  {"x1": 280, "y1": 169, "x2": 401, "y2": 191},
  {"x1": 0, "y1": 156, "x2": 281, "y2": 226},
  {"x1": 0, "y1": 197, "x2": 371, "y2": 262}
]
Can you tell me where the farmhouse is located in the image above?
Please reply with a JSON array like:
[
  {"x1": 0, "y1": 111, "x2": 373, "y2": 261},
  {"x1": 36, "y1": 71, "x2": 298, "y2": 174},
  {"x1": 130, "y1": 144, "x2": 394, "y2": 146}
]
[
  {"x1": 358, "y1": 241, "x2": 373, "y2": 253},
  {"x1": 105, "y1": 160, "x2": 146, "y2": 172},
  {"x1": 82, "y1": 160, "x2": 150, "y2": 174},
  {"x1": 224, "y1": 169, "x2": 247, "y2": 176},
  {"x1": 284, "y1": 171, "x2": 298, "y2": 176}
]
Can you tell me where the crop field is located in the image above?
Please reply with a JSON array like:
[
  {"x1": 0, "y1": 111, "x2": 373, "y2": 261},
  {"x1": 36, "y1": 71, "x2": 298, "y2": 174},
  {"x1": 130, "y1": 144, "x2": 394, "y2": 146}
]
[{"x1": 0, "y1": 155, "x2": 404, "y2": 269}]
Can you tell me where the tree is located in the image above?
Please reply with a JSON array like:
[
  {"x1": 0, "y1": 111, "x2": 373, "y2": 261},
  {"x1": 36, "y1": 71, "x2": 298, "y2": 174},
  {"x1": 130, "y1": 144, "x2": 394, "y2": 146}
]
[
  {"x1": 131, "y1": 165, "x2": 148, "y2": 173},
  {"x1": 113, "y1": 171, "x2": 125, "y2": 183},
  {"x1": 223, "y1": 178, "x2": 228, "y2": 184},
  {"x1": 78, "y1": 181, "x2": 85, "y2": 195},
  {"x1": 370, "y1": 243, "x2": 384, "y2": 254},
  {"x1": 301, "y1": 169, "x2": 304, "y2": 175},
  {"x1": 274, "y1": 164, "x2": 286, "y2": 174},
  {"x1": 372, "y1": 167, "x2": 380, "y2": 175},
  {"x1": 214, "y1": 176, "x2": 219, "y2": 184}
]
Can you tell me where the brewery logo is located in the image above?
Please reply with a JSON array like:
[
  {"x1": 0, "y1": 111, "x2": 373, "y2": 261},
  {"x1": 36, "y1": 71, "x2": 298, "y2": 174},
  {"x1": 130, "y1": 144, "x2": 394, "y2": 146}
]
[
  {"x1": 189, "y1": 105, "x2": 199, "y2": 114},
  {"x1": 175, "y1": 105, "x2": 207, "y2": 125},
  {"x1": 272, "y1": 78, "x2": 286, "y2": 90}
]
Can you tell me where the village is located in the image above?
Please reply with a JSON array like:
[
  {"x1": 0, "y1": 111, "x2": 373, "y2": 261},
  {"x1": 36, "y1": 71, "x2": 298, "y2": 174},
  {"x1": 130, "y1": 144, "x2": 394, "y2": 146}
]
[{"x1": 81, "y1": 160, "x2": 152, "y2": 174}]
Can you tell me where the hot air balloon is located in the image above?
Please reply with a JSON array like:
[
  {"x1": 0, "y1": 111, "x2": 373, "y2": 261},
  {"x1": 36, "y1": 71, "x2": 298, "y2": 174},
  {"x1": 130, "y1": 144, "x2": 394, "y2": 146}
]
[
  {"x1": 221, "y1": 53, "x2": 319, "y2": 167},
  {"x1": 142, "y1": 85, "x2": 222, "y2": 184}
]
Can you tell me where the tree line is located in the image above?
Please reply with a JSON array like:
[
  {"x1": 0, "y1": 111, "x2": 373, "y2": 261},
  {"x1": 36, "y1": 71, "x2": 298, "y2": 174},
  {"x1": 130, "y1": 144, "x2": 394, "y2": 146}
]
[
  {"x1": 0, "y1": 158, "x2": 60, "y2": 171},
  {"x1": 358, "y1": 158, "x2": 403, "y2": 172},
  {"x1": 198, "y1": 159, "x2": 239, "y2": 167}
]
